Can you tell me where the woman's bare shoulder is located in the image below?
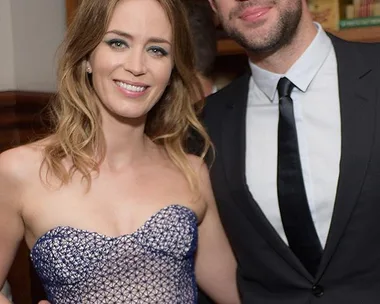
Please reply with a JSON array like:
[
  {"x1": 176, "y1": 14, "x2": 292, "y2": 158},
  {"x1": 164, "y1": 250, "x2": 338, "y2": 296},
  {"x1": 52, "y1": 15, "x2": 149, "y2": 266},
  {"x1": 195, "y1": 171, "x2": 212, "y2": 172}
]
[
  {"x1": 186, "y1": 154, "x2": 208, "y2": 175},
  {"x1": 0, "y1": 141, "x2": 47, "y2": 182}
]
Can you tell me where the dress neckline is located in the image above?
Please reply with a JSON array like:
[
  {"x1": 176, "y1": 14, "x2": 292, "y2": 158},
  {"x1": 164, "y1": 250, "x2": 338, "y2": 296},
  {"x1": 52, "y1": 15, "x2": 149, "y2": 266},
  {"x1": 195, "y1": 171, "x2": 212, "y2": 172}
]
[{"x1": 30, "y1": 204, "x2": 197, "y2": 255}]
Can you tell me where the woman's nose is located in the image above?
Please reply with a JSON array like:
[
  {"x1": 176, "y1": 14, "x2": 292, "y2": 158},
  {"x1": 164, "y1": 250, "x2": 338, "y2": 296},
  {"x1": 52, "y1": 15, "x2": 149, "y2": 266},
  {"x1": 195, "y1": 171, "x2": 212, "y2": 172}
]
[{"x1": 123, "y1": 49, "x2": 147, "y2": 76}]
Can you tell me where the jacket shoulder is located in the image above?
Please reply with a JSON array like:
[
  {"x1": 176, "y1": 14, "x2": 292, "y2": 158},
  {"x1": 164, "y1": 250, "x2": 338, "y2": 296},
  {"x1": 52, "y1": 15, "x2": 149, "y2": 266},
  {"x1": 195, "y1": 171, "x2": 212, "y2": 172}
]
[
  {"x1": 330, "y1": 33, "x2": 380, "y2": 59},
  {"x1": 205, "y1": 72, "x2": 250, "y2": 113}
]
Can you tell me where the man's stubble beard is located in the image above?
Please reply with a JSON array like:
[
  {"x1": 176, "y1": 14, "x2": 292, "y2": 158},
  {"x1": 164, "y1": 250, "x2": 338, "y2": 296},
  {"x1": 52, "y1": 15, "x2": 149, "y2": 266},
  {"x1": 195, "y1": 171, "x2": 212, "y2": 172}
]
[{"x1": 219, "y1": 3, "x2": 303, "y2": 55}]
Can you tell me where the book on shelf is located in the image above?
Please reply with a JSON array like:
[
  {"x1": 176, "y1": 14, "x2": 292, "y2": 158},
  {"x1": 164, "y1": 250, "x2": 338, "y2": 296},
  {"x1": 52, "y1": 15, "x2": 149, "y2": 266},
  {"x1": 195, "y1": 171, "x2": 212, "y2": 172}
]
[
  {"x1": 340, "y1": 0, "x2": 380, "y2": 28},
  {"x1": 308, "y1": 0, "x2": 380, "y2": 30},
  {"x1": 340, "y1": 15, "x2": 380, "y2": 28}
]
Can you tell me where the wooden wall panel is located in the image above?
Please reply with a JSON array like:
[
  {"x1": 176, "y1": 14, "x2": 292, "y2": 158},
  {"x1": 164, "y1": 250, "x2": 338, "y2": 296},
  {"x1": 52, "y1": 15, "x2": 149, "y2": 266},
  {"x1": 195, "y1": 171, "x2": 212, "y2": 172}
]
[
  {"x1": 0, "y1": 91, "x2": 52, "y2": 304},
  {"x1": 0, "y1": 91, "x2": 52, "y2": 153}
]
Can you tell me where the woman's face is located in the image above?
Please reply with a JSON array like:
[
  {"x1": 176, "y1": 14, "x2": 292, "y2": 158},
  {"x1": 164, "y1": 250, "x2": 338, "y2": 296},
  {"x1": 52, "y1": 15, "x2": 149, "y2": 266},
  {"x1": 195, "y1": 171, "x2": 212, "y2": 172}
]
[{"x1": 87, "y1": 0, "x2": 174, "y2": 122}]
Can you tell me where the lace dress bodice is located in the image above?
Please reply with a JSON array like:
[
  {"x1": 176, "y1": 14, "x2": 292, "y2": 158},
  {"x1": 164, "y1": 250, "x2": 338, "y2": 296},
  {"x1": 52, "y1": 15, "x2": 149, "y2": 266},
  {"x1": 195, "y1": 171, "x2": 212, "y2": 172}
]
[{"x1": 30, "y1": 205, "x2": 198, "y2": 303}]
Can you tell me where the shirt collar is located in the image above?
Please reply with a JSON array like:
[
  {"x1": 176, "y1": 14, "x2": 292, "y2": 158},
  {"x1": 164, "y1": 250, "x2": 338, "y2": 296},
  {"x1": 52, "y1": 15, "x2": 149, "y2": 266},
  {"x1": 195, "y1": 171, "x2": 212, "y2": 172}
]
[{"x1": 248, "y1": 23, "x2": 333, "y2": 101}]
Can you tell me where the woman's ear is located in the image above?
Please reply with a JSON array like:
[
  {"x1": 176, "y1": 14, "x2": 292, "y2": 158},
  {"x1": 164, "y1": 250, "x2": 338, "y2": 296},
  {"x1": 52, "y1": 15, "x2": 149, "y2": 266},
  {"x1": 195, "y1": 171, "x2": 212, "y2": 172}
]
[{"x1": 86, "y1": 61, "x2": 92, "y2": 74}]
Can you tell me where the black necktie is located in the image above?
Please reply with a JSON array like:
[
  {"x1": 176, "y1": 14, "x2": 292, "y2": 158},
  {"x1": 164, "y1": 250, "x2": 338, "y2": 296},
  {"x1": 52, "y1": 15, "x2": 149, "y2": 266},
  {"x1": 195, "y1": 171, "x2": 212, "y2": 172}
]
[{"x1": 277, "y1": 77, "x2": 322, "y2": 276}]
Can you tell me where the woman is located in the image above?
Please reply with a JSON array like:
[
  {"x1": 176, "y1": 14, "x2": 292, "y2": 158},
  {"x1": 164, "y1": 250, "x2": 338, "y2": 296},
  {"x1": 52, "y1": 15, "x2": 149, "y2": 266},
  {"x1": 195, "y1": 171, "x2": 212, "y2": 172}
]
[{"x1": 0, "y1": 0, "x2": 239, "y2": 303}]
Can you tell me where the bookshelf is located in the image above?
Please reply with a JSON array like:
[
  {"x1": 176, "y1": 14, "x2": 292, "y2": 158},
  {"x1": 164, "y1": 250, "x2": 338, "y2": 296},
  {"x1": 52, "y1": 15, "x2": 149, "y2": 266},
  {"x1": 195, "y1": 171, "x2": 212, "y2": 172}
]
[{"x1": 330, "y1": 26, "x2": 380, "y2": 41}]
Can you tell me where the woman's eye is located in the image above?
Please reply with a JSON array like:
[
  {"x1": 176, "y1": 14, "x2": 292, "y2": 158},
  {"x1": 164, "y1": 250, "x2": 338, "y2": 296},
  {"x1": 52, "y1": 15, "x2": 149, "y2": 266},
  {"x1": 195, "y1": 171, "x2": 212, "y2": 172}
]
[
  {"x1": 148, "y1": 47, "x2": 168, "y2": 57},
  {"x1": 106, "y1": 39, "x2": 127, "y2": 49}
]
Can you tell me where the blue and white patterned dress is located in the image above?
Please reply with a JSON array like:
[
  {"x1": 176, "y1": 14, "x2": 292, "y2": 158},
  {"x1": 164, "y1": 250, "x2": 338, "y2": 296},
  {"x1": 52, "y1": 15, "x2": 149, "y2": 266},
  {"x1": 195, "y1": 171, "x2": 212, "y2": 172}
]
[{"x1": 30, "y1": 205, "x2": 198, "y2": 303}]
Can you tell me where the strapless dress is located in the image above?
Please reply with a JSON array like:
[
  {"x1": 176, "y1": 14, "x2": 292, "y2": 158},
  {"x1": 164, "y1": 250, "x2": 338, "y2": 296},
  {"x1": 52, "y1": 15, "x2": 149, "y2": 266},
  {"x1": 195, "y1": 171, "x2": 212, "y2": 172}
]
[{"x1": 30, "y1": 204, "x2": 198, "y2": 303}]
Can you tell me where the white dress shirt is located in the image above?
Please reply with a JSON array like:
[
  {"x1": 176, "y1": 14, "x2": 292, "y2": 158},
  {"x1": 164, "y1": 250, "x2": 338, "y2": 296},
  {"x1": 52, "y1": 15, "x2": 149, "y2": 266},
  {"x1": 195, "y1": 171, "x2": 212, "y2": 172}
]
[{"x1": 245, "y1": 23, "x2": 341, "y2": 247}]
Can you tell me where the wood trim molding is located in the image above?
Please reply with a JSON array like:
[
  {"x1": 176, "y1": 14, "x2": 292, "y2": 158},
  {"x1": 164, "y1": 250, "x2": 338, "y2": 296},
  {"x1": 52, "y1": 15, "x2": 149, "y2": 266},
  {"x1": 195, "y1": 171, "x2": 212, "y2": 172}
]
[
  {"x1": 0, "y1": 91, "x2": 53, "y2": 153},
  {"x1": 0, "y1": 91, "x2": 17, "y2": 106},
  {"x1": 0, "y1": 91, "x2": 53, "y2": 107}
]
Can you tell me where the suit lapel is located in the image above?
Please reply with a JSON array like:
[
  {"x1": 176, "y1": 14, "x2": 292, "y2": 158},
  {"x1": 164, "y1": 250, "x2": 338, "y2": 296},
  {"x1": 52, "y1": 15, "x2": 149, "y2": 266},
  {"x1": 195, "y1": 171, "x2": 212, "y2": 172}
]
[
  {"x1": 318, "y1": 36, "x2": 377, "y2": 277},
  {"x1": 221, "y1": 73, "x2": 313, "y2": 281}
]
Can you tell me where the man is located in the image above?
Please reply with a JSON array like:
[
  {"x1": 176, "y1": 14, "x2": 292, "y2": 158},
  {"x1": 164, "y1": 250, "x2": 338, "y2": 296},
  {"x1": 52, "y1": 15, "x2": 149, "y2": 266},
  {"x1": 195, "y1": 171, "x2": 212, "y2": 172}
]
[{"x1": 201, "y1": 0, "x2": 380, "y2": 303}]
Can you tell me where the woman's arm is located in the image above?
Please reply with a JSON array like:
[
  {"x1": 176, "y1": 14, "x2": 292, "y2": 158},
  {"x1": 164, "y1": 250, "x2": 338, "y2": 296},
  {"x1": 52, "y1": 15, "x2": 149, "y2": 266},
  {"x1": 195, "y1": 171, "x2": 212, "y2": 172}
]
[
  {"x1": 195, "y1": 161, "x2": 240, "y2": 304},
  {"x1": 0, "y1": 150, "x2": 26, "y2": 304},
  {"x1": 0, "y1": 294, "x2": 11, "y2": 303}
]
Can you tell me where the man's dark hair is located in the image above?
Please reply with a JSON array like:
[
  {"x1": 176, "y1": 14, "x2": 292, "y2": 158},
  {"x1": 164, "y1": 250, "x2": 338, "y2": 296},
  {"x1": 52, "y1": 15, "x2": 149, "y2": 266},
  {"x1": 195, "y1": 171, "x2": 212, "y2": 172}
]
[{"x1": 183, "y1": 0, "x2": 217, "y2": 77}]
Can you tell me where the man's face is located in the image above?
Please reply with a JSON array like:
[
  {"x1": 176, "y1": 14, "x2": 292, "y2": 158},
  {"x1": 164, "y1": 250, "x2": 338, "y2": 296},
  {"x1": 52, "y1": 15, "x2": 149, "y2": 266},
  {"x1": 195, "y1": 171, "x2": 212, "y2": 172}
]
[{"x1": 210, "y1": 0, "x2": 303, "y2": 54}]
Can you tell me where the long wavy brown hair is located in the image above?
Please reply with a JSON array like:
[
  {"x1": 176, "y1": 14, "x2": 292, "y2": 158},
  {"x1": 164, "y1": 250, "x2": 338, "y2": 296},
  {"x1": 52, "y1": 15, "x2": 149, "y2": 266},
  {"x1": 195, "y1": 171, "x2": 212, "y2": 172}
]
[{"x1": 42, "y1": 0, "x2": 212, "y2": 192}]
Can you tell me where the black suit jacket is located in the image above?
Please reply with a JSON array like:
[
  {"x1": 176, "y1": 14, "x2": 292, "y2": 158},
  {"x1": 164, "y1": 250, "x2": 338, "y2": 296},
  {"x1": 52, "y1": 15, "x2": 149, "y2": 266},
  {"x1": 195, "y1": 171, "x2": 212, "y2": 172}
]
[{"x1": 199, "y1": 35, "x2": 380, "y2": 303}]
